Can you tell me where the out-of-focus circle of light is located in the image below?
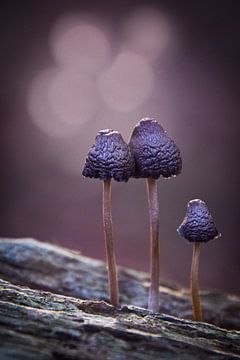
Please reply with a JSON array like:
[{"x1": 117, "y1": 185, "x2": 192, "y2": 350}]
[
  {"x1": 48, "y1": 69, "x2": 99, "y2": 125},
  {"x1": 98, "y1": 52, "x2": 154, "y2": 112},
  {"x1": 50, "y1": 16, "x2": 111, "y2": 74},
  {"x1": 28, "y1": 67, "x2": 78, "y2": 138},
  {"x1": 122, "y1": 7, "x2": 172, "y2": 60},
  {"x1": 27, "y1": 67, "x2": 98, "y2": 138}
]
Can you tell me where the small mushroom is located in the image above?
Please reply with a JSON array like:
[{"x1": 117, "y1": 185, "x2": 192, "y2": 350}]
[
  {"x1": 129, "y1": 118, "x2": 182, "y2": 311},
  {"x1": 82, "y1": 129, "x2": 134, "y2": 307},
  {"x1": 177, "y1": 199, "x2": 220, "y2": 321}
]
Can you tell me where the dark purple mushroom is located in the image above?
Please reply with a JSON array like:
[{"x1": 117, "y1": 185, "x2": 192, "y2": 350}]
[
  {"x1": 129, "y1": 118, "x2": 182, "y2": 312},
  {"x1": 177, "y1": 199, "x2": 220, "y2": 321},
  {"x1": 82, "y1": 129, "x2": 134, "y2": 307}
]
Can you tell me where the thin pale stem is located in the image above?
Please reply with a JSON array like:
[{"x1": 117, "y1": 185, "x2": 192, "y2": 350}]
[
  {"x1": 147, "y1": 177, "x2": 160, "y2": 312},
  {"x1": 103, "y1": 179, "x2": 119, "y2": 307},
  {"x1": 190, "y1": 242, "x2": 202, "y2": 321}
]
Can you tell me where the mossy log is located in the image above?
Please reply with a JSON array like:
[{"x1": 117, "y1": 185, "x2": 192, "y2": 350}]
[{"x1": 0, "y1": 238, "x2": 239, "y2": 359}]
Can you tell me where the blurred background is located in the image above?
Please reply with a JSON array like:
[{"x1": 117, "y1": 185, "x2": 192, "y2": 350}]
[{"x1": 1, "y1": 0, "x2": 239, "y2": 295}]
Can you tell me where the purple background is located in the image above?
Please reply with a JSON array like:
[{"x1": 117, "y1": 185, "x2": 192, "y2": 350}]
[{"x1": 1, "y1": 0, "x2": 240, "y2": 294}]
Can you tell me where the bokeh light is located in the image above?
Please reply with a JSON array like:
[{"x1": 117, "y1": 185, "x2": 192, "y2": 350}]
[
  {"x1": 48, "y1": 69, "x2": 99, "y2": 125},
  {"x1": 122, "y1": 7, "x2": 172, "y2": 61},
  {"x1": 28, "y1": 14, "x2": 157, "y2": 137},
  {"x1": 50, "y1": 15, "x2": 111, "y2": 74},
  {"x1": 27, "y1": 67, "x2": 80, "y2": 138},
  {"x1": 98, "y1": 51, "x2": 154, "y2": 111}
]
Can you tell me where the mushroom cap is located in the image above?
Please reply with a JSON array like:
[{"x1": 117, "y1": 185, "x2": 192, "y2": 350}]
[
  {"x1": 82, "y1": 129, "x2": 135, "y2": 182},
  {"x1": 129, "y1": 118, "x2": 182, "y2": 179},
  {"x1": 177, "y1": 199, "x2": 221, "y2": 243}
]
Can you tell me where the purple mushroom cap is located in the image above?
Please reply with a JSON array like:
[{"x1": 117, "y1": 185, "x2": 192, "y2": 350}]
[
  {"x1": 177, "y1": 199, "x2": 220, "y2": 243},
  {"x1": 82, "y1": 129, "x2": 135, "y2": 182},
  {"x1": 129, "y1": 118, "x2": 182, "y2": 179}
]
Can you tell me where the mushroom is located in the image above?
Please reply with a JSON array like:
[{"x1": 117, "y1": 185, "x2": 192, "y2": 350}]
[
  {"x1": 177, "y1": 199, "x2": 220, "y2": 321},
  {"x1": 82, "y1": 129, "x2": 134, "y2": 307},
  {"x1": 129, "y1": 118, "x2": 182, "y2": 311}
]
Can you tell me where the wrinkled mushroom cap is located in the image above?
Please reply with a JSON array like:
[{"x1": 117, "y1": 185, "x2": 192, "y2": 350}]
[
  {"x1": 177, "y1": 199, "x2": 220, "y2": 243},
  {"x1": 129, "y1": 118, "x2": 182, "y2": 179},
  {"x1": 82, "y1": 129, "x2": 135, "y2": 182}
]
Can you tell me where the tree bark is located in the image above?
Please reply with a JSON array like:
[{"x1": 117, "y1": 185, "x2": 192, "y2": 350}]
[{"x1": 0, "y1": 238, "x2": 239, "y2": 359}]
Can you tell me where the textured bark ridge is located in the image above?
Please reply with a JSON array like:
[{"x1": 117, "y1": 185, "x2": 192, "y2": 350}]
[{"x1": 0, "y1": 238, "x2": 239, "y2": 359}]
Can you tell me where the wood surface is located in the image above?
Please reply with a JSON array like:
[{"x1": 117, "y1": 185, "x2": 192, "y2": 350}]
[{"x1": 0, "y1": 238, "x2": 239, "y2": 359}]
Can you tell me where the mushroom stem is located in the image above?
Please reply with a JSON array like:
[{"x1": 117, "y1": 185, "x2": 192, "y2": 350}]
[
  {"x1": 190, "y1": 242, "x2": 202, "y2": 321},
  {"x1": 146, "y1": 177, "x2": 160, "y2": 312},
  {"x1": 103, "y1": 179, "x2": 119, "y2": 307}
]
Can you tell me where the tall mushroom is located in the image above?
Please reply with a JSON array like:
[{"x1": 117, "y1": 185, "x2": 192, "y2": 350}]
[
  {"x1": 129, "y1": 118, "x2": 182, "y2": 312},
  {"x1": 177, "y1": 199, "x2": 220, "y2": 321},
  {"x1": 82, "y1": 129, "x2": 134, "y2": 307}
]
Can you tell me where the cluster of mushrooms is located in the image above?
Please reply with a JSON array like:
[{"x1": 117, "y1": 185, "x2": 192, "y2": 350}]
[{"x1": 82, "y1": 118, "x2": 220, "y2": 322}]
